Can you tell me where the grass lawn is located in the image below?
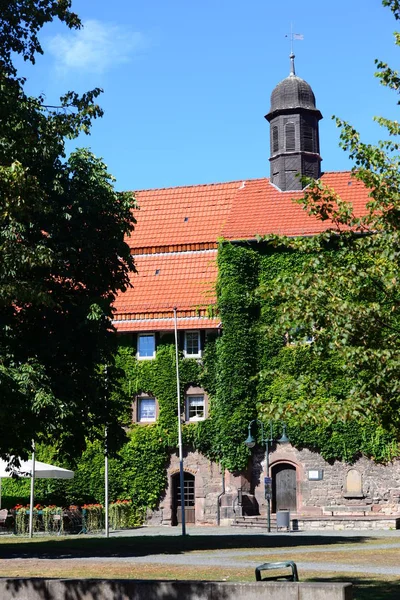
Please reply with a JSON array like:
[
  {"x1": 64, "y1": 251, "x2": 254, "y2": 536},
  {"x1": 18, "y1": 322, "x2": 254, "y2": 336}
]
[{"x1": 0, "y1": 533, "x2": 399, "y2": 600}]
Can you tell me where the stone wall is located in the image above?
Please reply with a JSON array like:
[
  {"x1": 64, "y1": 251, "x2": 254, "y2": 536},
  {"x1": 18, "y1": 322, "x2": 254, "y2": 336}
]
[
  {"x1": 250, "y1": 443, "x2": 400, "y2": 516},
  {"x1": 147, "y1": 450, "x2": 247, "y2": 526},
  {"x1": 146, "y1": 444, "x2": 400, "y2": 526},
  {"x1": 0, "y1": 579, "x2": 353, "y2": 600}
]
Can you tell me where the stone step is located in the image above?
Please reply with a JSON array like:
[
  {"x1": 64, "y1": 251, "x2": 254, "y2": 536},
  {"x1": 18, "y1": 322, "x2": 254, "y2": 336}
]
[
  {"x1": 234, "y1": 513, "x2": 400, "y2": 531},
  {"x1": 234, "y1": 513, "x2": 298, "y2": 529},
  {"x1": 234, "y1": 516, "x2": 280, "y2": 529}
]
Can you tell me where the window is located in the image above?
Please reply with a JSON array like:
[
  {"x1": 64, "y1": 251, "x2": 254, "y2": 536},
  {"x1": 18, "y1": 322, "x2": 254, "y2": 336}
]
[
  {"x1": 285, "y1": 122, "x2": 295, "y2": 151},
  {"x1": 184, "y1": 331, "x2": 201, "y2": 358},
  {"x1": 137, "y1": 333, "x2": 155, "y2": 359},
  {"x1": 138, "y1": 397, "x2": 156, "y2": 422},
  {"x1": 186, "y1": 395, "x2": 205, "y2": 421},
  {"x1": 303, "y1": 124, "x2": 314, "y2": 152},
  {"x1": 272, "y1": 125, "x2": 279, "y2": 154}
]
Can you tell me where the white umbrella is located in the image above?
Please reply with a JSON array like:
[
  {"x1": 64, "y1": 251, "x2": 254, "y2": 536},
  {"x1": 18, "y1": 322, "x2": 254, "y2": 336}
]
[
  {"x1": 0, "y1": 456, "x2": 74, "y2": 537},
  {"x1": 0, "y1": 459, "x2": 74, "y2": 480}
]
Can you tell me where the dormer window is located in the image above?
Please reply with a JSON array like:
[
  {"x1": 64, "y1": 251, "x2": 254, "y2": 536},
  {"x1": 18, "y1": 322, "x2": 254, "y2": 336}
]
[
  {"x1": 184, "y1": 331, "x2": 201, "y2": 358},
  {"x1": 137, "y1": 333, "x2": 156, "y2": 359}
]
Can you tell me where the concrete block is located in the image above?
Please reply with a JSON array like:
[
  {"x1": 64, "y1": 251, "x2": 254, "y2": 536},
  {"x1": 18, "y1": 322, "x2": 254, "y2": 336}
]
[
  {"x1": 0, "y1": 579, "x2": 353, "y2": 600},
  {"x1": 298, "y1": 582, "x2": 352, "y2": 600}
]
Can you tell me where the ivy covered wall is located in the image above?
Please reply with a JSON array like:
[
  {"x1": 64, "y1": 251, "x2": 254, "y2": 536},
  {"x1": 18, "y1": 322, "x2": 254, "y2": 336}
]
[
  {"x1": 3, "y1": 240, "x2": 398, "y2": 512},
  {"x1": 223, "y1": 242, "x2": 398, "y2": 466}
]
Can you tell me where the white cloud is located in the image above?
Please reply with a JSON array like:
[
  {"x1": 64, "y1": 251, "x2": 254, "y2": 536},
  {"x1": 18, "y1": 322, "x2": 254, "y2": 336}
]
[{"x1": 47, "y1": 19, "x2": 144, "y2": 74}]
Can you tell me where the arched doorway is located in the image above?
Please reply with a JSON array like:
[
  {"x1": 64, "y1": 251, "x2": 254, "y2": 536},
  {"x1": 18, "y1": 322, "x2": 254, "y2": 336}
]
[
  {"x1": 272, "y1": 463, "x2": 297, "y2": 512},
  {"x1": 171, "y1": 472, "x2": 195, "y2": 526}
]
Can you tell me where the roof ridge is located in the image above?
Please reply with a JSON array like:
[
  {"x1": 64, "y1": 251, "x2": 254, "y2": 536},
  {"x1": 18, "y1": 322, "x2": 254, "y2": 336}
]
[
  {"x1": 321, "y1": 170, "x2": 353, "y2": 175},
  {"x1": 129, "y1": 177, "x2": 270, "y2": 194},
  {"x1": 125, "y1": 171, "x2": 354, "y2": 194}
]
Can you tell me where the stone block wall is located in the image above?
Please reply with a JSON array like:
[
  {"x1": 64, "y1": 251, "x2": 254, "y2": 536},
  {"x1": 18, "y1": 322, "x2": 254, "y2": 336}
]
[
  {"x1": 147, "y1": 450, "x2": 247, "y2": 526},
  {"x1": 146, "y1": 445, "x2": 400, "y2": 526},
  {"x1": 250, "y1": 444, "x2": 400, "y2": 516}
]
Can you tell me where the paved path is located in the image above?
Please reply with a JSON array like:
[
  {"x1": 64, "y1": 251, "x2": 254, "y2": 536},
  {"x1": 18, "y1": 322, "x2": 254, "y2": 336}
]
[
  {"x1": 110, "y1": 525, "x2": 400, "y2": 538},
  {"x1": 101, "y1": 526, "x2": 400, "y2": 576},
  {"x1": 3, "y1": 553, "x2": 400, "y2": 576}
]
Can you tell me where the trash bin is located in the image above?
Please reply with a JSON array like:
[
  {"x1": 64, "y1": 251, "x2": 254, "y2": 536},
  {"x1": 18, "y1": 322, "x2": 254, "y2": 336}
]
[{"x1": 276, "y1": 509, "x2": 290, "y2": 531}]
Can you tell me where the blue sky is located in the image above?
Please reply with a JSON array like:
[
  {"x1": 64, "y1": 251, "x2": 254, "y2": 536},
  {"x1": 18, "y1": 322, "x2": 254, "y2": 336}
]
[{"x1": 18, "y1": 0, "x2": 399, "y2": 191}]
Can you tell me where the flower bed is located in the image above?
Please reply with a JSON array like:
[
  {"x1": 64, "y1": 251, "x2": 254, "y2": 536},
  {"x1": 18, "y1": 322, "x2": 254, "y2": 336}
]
[
  {"x1": 11, "y1": 500, "x2": 142, "y2": 534},
  {"x1": 14, "y1": 504, "x2": 64, "y2": 535}
]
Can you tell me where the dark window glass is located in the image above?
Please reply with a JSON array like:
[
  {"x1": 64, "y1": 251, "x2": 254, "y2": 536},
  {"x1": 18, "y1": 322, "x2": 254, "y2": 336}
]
[
  {"x1": 138, "y1": 334, "x2": 155, "y2": 358},
  {"x1": 176, "y1": 475, "x2": 195, "y2": 507},
  {"x1": 185, "y1": 331, "x2": 200, "y2": 356}
]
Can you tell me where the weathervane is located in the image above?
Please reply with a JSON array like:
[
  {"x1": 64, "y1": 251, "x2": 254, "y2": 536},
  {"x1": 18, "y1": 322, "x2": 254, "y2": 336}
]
[{"x1": 285, "y1": 23, "x2": 303, "y2": 75}]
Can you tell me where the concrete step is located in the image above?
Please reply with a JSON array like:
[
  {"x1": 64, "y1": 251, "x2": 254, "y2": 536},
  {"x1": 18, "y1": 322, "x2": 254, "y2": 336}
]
[{"x1": 234, "y1": 515, "x2": 294, "y2": 529}]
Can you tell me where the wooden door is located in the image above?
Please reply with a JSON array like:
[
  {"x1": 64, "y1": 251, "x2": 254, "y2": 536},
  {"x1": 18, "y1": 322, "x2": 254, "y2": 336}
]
[
  {"x1": 272, "y1": 463, "x2": 297, "y2": 512},
  {"x1": 172, "y1": 473, "x2": 195, "y2": 525}
]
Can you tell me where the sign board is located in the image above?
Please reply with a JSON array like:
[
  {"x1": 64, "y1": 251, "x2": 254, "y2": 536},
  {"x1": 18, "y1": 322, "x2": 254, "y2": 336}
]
[{"x1": 308, "y1": 469, "x2": 323, "y2": 481}]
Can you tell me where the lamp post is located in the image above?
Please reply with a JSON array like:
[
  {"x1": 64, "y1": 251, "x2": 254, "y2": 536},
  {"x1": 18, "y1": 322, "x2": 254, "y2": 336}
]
[
  {"x1": 173, "y1": 307, "x2": 186, "y2": 536},
  {"x1": 244, "y1": 419, "x2": 289, "y2": 533}
]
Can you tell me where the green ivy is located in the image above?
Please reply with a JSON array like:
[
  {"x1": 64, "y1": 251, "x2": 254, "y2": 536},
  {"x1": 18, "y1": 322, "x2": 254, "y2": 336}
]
[
  {"x1": 3, "y1": 241, "x2": 397, "y2": 516},
  {"x1": 212, "y1": 243, "x2": 260, "y2": 470}
]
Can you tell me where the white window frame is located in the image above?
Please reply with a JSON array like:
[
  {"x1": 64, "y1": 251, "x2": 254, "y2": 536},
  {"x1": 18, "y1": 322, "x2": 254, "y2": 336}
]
[
  {"x1": 137, "y1": 333, "x2": 156, "y2": 360},
  {"x1": 183, "y1": 330, "x2": 202, "y2": 358},
  {"x1": 186, "y1": 394, "x2": 205, "y2": 422},
  {"x1": 137, "y1": 396, "x2": 157, "y2": 423}
]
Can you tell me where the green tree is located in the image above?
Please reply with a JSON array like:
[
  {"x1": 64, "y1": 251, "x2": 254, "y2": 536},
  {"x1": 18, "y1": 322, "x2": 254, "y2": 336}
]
[
  {"x1": 259, "y1": 0, "x2": 400, "y2": 434},
  {"x1": 0, "y1": 2, "x2": 136, "y2": 460}
]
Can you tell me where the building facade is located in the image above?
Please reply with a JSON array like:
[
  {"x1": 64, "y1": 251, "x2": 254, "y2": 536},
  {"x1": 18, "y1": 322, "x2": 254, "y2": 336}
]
[{"x1": 113, "y1": 57, "x2": 400, "y2": 529}]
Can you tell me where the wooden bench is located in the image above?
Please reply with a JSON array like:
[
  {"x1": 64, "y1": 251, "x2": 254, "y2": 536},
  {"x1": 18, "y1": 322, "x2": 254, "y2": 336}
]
[{"x1": 323, "y1": 505, "x2": 372, "y2": 516}]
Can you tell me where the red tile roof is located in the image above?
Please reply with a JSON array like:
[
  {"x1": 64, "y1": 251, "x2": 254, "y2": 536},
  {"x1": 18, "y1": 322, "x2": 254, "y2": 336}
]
[
  {"x1": 222, "y1": 172, "x2": 369, "y2": 239},
  {"x1": 114, "y1": 172, "x2": 371, "y2": 330},
  {"x1": 113, "y1": 250, "x2": 217, "y2": 327},
  {"x1": 128, "y1": 182, "x2": 235, "y2": 251},
  {"x1": 129, "y1": 172, "x2": 370, "y2": 252}
]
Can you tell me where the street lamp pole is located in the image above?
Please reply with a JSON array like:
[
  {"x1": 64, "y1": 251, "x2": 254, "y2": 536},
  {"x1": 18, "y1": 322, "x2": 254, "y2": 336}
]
[
  {"x1": 173, "y1": 307, "x2": 186, "y2": 536},
  {"x1": 264, "y1": 421, "x2": 273, "y2": 533}
]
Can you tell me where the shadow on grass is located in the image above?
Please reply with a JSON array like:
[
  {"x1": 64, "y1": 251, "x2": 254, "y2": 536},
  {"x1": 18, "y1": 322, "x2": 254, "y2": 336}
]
[
  {"x1": 307, "y1": 576, "x2": 400, "y2": 600},
  {"x1": 0, "y1": 533, "x2": 376, "y2": 560}
]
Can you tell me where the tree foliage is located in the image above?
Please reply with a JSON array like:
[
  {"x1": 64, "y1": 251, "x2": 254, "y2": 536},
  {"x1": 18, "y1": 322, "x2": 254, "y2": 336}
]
[
  {"x1": 259, "y1": 0, "x2": 400, "y2": 431},
  {"x1": 0, "y1": 2, "x2": 136, "y2": 460}
]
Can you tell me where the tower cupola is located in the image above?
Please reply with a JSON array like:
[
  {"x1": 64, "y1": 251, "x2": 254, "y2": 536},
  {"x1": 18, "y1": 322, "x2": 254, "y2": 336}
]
[{"x1": 265, "y1": 54, "x2": 322, "y2": 191}]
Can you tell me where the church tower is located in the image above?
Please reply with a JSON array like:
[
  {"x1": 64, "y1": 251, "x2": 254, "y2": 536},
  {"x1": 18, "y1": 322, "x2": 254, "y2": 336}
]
[{"x1": 265, "y1": 54, "x2": 322, "y2": 191}]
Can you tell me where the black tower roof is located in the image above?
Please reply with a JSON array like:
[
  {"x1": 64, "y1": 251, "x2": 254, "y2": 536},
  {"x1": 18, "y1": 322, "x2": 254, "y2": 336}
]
[
  {"x1": 266, "y1": 53, "x2": 322, "y2": 122},
  {"x1": 264, "y1": 53, "x2": 323, "y2": 191}
]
